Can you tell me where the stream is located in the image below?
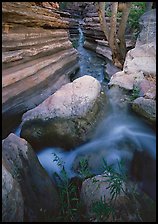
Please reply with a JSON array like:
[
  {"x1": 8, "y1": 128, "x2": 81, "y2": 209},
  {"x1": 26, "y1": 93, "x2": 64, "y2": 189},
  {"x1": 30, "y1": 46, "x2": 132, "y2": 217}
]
[{"x1": 14, "y1": 24, "x2": 156, "y2": 200}]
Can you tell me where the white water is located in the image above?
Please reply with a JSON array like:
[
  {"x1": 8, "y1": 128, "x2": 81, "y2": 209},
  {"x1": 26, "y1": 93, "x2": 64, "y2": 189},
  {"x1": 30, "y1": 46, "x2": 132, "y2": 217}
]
[{"x1": 37, "y1": 112, "x2": 156, "y2": 180}]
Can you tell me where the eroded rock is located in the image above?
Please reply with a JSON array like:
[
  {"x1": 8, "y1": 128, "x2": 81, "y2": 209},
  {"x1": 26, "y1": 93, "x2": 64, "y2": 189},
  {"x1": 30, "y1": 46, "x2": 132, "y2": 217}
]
[
  {"x1": 2, "y1": 2, "x2": 79, "y2": 138},
  {"x1": 20, "y1": 75, "x2": 107, "y2": 150}
]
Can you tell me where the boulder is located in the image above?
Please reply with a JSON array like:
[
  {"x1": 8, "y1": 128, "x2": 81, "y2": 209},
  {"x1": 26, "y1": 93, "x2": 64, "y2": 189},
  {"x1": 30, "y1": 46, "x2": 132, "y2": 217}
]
[
  {"x1": 2, "y1": 133, "x2": 60, "y2": 222},
  {"x1": 20, "y1": 75, "x2": 107, "y2": 150},
  {"x1": 80, "y1": 173, "x2": 156, "y2": 222},
  {"x1": 108, "y1": 71, "x2": 134, "y2": 90},
  {"x1": 108, "y1": 42, "x2": 156, "y2": 123},
  {"x1": 123, "y1": 42, "x2": 156, "y2": 76},
  {"x1": 2, "y1": 163, "x2": 24, "y2": 222},
  {"x1": 132, "y1": 97, "x2": 156, "y2": 122},
  {"x1": 80, "y1": 174, "x2": 131, "y2": 221},
  {"x1": 108, "y1": 71, "x2": 146, "y2": 92}
]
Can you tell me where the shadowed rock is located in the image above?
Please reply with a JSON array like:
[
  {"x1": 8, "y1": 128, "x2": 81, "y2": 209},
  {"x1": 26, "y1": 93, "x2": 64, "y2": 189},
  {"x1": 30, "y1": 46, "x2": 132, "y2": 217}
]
[
  {"x1": 2, "y1": 133, "x2": 60, "y2": 222},
  {"x1": 132, "y1": 97, "x2": 156, "y2": 122}
]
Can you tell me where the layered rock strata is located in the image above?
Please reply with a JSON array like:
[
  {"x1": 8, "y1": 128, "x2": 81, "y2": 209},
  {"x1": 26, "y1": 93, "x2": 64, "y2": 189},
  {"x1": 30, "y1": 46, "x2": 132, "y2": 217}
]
[
  {"x1": 2, "y1": 2, "x2": 79, "y2": 137},
  {"x1": 82, "y1": 7, "x2": 135, "y2": 61}
]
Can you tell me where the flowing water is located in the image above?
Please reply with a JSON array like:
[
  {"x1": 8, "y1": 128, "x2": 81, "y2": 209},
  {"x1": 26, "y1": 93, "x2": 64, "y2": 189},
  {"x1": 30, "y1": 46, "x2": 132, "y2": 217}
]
[
  {"x1": 71, "y1": 25, "x2": 106, "y2": 83},
  {"x1": 14, "y1": 25, "x2": 156, "y2": 200}
]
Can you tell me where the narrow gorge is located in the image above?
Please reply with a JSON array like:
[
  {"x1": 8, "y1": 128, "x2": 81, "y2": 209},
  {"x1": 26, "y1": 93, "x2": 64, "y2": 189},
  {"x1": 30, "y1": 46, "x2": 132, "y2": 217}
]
[{"x1": 2, "y1": 2, "x2": 156, "y2": 222}]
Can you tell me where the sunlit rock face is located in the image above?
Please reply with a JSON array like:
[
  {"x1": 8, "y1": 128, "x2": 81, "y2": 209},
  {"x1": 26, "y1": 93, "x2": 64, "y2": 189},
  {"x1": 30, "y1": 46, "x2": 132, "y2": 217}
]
[
  {"x1": 20, "y1": 76, "x2": 107, "y2": 150},
  {"x1": 2, "y1": 133, "x2": 60, "y2": 222},
  {"x1": 2, "y1": 2, "x2": 79, "y2": 137}
]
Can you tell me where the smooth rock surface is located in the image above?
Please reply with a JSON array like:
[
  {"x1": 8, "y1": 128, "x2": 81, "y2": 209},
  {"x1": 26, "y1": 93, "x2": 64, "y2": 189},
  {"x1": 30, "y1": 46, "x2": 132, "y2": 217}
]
[
  {"x1": 2, "y1": 163, "x2": 24, "y2": 222},
  {"x1": 20, "y1": 76, "x2": 107, "y2": 149},
  {"x1": 2, "y1": 133, "x2": 60, "y2": 222},
  {"x1": 132, "y1": 97, "x2": 156, "y2": 122}
]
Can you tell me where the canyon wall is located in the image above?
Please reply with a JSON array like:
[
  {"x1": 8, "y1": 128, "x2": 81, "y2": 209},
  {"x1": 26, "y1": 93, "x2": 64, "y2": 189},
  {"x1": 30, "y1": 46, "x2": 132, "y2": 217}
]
[{"x1": 2, "y1": 2, "x2": 79, "y2": 137}]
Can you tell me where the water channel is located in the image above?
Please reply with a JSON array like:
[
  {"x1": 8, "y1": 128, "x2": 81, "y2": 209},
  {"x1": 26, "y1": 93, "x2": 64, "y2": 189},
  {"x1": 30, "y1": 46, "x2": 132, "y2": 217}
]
[{"x1": 14, "y1": 25, "x2": 156, "y2": 201}]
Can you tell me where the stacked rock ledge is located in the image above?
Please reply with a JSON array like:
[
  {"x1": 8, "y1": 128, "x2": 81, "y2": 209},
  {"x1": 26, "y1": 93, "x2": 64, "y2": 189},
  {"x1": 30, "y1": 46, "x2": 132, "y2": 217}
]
[{"x1": 2, "y1": 2, "x2": 79, "y2": 138}]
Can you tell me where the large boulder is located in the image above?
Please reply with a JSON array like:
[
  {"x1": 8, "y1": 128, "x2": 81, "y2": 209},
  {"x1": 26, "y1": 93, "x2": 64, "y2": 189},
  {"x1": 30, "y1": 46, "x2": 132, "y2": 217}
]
[
  {"x1": 124, "y1": 42, "x2": 156, "y2": 76},
  {"x1": 20, "y1": 75, "x2": 107, "y2": 150},
  {"x1": 2, "y1": 133, "x2": 60, "y2": 222},
  {"x1": 80, "y1": 173, "x2": 156, "y2": 222},
  {"x1": 132, "y1": 97, "x2": 156, "y2": 123},
  {"x1": 80, "y1": 174, "x2": 131, "y2": 221}
]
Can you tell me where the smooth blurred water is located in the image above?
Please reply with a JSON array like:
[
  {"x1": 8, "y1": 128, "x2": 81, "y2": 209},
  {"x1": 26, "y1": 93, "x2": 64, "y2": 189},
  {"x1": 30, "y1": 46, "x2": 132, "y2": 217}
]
[{"x1": 14, "y1": 25, "x2": 156, "y2": 200}]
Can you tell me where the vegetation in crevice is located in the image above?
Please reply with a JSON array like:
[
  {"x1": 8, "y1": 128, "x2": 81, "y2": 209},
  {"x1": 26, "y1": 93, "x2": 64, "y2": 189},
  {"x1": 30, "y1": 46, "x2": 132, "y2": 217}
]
[
  {"x1": 129, "y1": 85, "x2": 140, "y2": 101},
  {"x1": 51, "y1": 154, "x2": 156, "y2": 222}
]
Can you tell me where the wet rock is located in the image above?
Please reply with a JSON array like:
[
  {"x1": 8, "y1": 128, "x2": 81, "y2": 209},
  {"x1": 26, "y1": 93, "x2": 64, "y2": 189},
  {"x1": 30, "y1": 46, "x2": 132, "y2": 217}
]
[
  {"x1": 20, "y1": 76, "x2": 107, "y2": 150},
  {"x1": 2, "y1": 133, "x2": 60, "y2": 222},
  {"x1": 132, "y1": 97, "x2": 156, "y2": 122},
  {"x1": 2, "y1": 2, "x2": 79, "y2": 137}
]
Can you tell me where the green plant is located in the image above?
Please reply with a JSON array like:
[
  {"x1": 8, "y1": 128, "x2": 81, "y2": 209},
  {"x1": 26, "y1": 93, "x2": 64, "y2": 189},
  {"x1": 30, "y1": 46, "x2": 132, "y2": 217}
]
[
  {"x1": 102, "y1": 159, "x2": 127, "y2": 202},
  {"x1": 127, "y1": 2, "x2": 146, "y2": 32},
  {"x1": 71, "y1": 38, "x2": 79, "y2": 49},
  {"x1": 129, "y1": 86, "x2": 140, "y2": 101},
  {"x1": 51, "y1": 153, "x2": 155, "y2": 222},
  {"x1": 52, "y1": 153, "x2": 84, "y2": 222},
  {"x1": 91, "y1": 196, "x2": 114, "y2": 221},
  {"x1": 89, "y1": 159, "x2": 128, "y2": 221},
  {"x1": 59, "y1": 2, "x2": 68, "y2": 10},
  {"x1": 77, "y1": 157, "x2": 92, "y2": 179}
]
